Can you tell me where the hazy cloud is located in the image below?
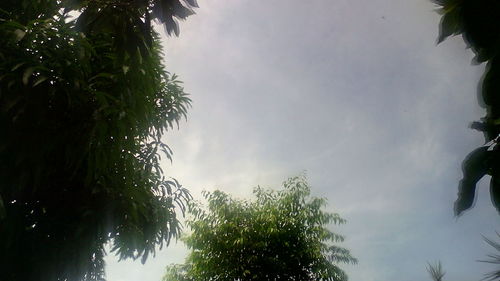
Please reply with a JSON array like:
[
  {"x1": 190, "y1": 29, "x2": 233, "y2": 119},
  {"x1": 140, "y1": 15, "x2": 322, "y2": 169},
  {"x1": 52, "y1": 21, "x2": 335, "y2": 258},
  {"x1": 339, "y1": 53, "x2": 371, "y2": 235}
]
[{"x1": 106, "y1": 1, "x2": 500, "y2": 281}]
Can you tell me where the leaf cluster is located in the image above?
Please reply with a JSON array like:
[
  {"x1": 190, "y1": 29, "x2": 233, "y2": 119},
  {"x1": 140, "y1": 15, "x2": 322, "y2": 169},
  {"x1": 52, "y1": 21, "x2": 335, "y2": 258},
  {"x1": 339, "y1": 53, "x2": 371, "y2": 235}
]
[
  {"x1": 426, "y1": 261, "x2": 445, "y2": 281},
  {"x1": 0, "y1": 1, "x2": 195, "y2": 280},
  {"x1": 164, "y1": 176, "x2": 357, "y2": 281},
  {"x1": 478, "y1": 233, "x2": 500, "y2": 281},
  {"x1": 433, "y1": 0, "x2": 500, "y2": 216}
]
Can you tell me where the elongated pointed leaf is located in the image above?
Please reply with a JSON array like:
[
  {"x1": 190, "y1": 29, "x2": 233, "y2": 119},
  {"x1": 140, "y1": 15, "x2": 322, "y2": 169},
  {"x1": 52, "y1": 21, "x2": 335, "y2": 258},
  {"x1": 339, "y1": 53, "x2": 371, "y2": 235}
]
[
  {"x1": 32, "y1": 76, "x2": 47, "y2": 87},
  {"x1": 22, "y1": 67, "x2": 34, "y2": 85}
]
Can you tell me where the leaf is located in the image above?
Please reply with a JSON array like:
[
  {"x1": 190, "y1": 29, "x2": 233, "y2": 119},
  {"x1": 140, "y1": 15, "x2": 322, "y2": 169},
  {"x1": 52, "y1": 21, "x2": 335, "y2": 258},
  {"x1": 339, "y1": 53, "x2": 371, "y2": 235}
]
[
  {"x1": 11, "y1": 62, "x2": 25, "y2": 71},
  {"x1": 437, "y1": 7, "x2": 460, "y2": 43},
  {"x1": 141, "y1": 249, "x2": 149, "y2": 264},
  {"x1": 185, "y1": 0, "x2": 199, "y2": 8},
  {"x1": 455, "y1": 146, "x2": 490, "y2": 216},
  {"x1": 22, "y1": 67, "x2": 35, "y2": 85},
  {"x1": 490, "y1": 176, "x2": 500, "y2": 215},
  {"x1": 89, "y1": 72, "x2": 115, "y2": 82},
  {"x1": 13, "y1": 29, "x2": 26, "y2": 42},
  {"x1": 0, "y1": 194, "x2": 5, "y2": 220},
  {"x1": 32, "y1": 76, "x2": 48, "y2": 87}
]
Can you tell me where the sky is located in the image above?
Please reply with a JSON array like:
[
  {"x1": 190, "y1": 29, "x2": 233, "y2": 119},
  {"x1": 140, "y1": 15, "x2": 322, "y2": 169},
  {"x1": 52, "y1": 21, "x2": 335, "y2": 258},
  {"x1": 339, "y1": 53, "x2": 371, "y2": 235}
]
[{"x1": 106, "y1": 1, "x2": 500, "y2": 280}]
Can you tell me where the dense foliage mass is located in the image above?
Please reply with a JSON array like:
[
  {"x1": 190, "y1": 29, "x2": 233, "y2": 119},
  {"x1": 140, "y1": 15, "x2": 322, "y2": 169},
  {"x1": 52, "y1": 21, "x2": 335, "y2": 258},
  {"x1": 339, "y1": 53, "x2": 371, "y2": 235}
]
[
  {"x1": 434, "y1": 0, "x2": 500, "y2": 216},
  {"x1": 0, "y1": 0, "x2": 196, "y2": 280},
  {"x1": 164, "y1": 176, "x2": 357, "y2": 281}
]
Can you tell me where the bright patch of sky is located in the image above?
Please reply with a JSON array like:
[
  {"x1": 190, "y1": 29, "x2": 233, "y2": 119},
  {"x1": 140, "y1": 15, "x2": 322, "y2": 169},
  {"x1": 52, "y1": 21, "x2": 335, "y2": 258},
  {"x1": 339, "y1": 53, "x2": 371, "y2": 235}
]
[{"x1": 106, "y1": 1, "x2": 500, "y2": 280}]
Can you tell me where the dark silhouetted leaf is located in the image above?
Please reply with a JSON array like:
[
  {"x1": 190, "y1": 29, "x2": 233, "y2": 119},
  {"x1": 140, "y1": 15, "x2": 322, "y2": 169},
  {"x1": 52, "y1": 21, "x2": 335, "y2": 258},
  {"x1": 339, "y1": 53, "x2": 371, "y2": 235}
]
[
  {"x1": 0, "y1": 194, "x2": 4, "y2": 220},
  {"x1": 490, "y1": 176, "x2": 500, "y2": 214},
  {"x1": 185, "y1": 0, "x2": 199, "y2": 8},
  {"x1": 455, "y1": 146, "x2": 490, "y2": 216},
  {"x1": 438, "y1": 7, "x2": 460, "y2": 43}
]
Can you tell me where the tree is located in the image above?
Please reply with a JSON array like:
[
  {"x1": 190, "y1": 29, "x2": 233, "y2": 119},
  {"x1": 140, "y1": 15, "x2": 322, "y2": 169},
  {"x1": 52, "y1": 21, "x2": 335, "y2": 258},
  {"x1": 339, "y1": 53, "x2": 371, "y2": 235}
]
[
  {"x1": 163, "y1": 175, "x2": 357, "y2": 281},
  {"x1": 433, "y1": 0, "x2": 500, "y2": 216},
  {"x1": 479, "y1": 233, "x2": 500, "y2": 281},
  {"x1": 0, "y1": 0, "x2": 197, "y2": 280},
  {"x1": 427, "y1": 261, "x2": 446, "y2": 281}
]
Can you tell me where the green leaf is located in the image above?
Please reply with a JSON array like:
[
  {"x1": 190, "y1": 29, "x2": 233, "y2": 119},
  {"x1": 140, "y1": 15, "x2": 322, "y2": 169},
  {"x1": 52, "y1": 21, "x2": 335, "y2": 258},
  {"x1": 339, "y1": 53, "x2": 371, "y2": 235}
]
[
  {"x1": 22, "y1": 67, "x2": 35, "y2": 85},
  {"x1": 89, "y1": 72, "x2": 115, "y2": 82},
  {"x1": 185, "y1": 0, "x2": 199, "y2": 8},
  {"x1": 32, "y1": 76, "x2": 47, "y2": 87},
  {"x1": 11, "y1": 62, "x2": 25, "y2": 71},
  {"x1": 13, "y1": 29, "x2": 26, "y2": 42},
  {"x1": 437, "y1": 7, "x2": 460, "y2": 43}
]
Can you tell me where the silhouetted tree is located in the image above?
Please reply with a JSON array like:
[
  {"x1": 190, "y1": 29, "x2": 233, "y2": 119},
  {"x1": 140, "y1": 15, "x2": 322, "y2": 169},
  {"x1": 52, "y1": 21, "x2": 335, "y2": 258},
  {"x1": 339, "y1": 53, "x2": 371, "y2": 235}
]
[
  {"x1": 163, "y1": 176, "x2": 357, "y2": 281},
  {"x1": 427, "y1": 261, "x2": 446, "y2": 281},
  {"x1": 433, "y1": 0, "x2": 500, "y2": 216},
  {"x1": 0, "y1": 0, "x2": 197, "y2": 280},
  {"x1": 480, "y1": 233, "x2": 500, "y2": 280}
]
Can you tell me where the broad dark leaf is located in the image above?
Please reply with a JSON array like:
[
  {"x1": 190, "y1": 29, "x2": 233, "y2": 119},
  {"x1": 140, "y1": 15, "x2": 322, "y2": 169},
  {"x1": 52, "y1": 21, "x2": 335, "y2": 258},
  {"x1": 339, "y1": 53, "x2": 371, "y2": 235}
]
[
  {"x1": 455, "y1": 146, "x2": 490, "y2": 216},
  {"x1": 490, "y1": 176, "x2": 500, "y2": 215},
  {"x1": 185, "y1": 0, "x2": 199, "y2": 8},
  {"x1": 151, "y1": 0, "x2": 195, "y2": 36},
  {"x1": 437, "y1": 7, "x2": 461, "y2": 43}
]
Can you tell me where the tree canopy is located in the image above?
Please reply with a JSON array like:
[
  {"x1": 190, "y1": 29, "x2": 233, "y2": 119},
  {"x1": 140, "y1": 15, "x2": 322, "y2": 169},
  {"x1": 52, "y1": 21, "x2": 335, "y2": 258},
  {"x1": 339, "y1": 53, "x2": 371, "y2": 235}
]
[
  {"x1": 433, "y1": 0, "x2": 500, "y2": 216},
  {"x1": 164, "y1": 176, "x2": 357, "y2": 281},
  {"x1": 0, "y1": 0, "x2": 196, "y2": 280}
]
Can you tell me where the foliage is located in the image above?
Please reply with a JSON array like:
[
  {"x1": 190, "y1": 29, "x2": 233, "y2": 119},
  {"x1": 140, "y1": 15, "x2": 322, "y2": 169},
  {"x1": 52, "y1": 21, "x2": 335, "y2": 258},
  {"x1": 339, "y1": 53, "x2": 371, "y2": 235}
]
[
  {"x1": 427, "y1": 261, "x2": 446, "y2": 281},
  {"x1": 0, "y1": 0, "x2": 197, "y2": 280},
  {"x1": 433, "y1": 0, "x2": 500, "y2": 216},
  {"x1": 164, "y1": 176, "x2": 357, "y2": 281},
  {"x1": 479, "y1": 233, "x2": 500, "y2": 281},
  {"x1": 164, "y1": 264, "x2": 193, "y2": 281}
]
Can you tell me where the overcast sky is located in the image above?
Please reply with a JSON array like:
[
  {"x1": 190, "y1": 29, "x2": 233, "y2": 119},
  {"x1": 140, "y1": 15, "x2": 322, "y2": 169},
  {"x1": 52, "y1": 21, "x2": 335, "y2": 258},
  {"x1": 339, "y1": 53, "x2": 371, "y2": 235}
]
[{"x1": 106, "y1": 1, "x2": 500, "y2": 280}]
